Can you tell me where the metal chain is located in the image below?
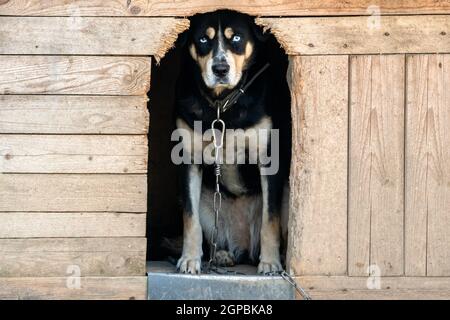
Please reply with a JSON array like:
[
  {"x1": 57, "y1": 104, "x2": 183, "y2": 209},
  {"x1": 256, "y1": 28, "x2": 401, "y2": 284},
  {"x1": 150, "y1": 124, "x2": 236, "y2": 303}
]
[
  {"x1": 207, "y1": 103, "x2": 226, "y2": 271},
  {"x1": 265, "y1": 271, "x2": 312, "y2": 300}
]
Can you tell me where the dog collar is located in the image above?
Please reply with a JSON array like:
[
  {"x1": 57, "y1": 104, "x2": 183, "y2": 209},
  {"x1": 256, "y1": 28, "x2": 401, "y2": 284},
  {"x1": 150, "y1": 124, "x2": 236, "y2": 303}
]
[{"x1": 199, "y1": 63, "x2": 270, "y2": 114}]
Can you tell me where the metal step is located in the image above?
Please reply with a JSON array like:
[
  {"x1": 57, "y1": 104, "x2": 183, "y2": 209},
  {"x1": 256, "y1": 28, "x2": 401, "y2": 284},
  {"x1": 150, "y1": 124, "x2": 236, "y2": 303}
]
[{"x1": 147, "y1": 261, "x2": 295, "y2": 300}]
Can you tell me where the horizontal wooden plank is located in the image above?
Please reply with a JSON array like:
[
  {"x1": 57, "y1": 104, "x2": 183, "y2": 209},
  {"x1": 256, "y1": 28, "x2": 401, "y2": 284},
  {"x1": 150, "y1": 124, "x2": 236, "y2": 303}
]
[
  {"x1": 1, "y1": 0, "x2": 449, "y2": 16},
  {"x1": 0, "y1": 95, "x2": 149, "y2": 134},
  {"x1": 0, "y1": 276, "x2": 147, "y2": 300},
  {"x1": 0, "y1": 135, "x2": 148, "y2": 173},
  {"x1": 0, "y1": 56, "x2": 150, "y2": 95},
  {"x1": 0, "y1": 174, "x2": 147, "y2": 212},
  {"x1": 0, "y1": 17, "x2": 189, "y2": 58},
  {"x1": 0, "y1": 212, "x2": 146, "y2": 238},
  {"x1": 294, "y1": 276, "x2": 450, "y2": 300},
  {"x1": 0, "y1": 238, "x2": 146, "y2": 277},
  {"x1": 257, "y1": 15, "x2": 450, "y2": 55}
]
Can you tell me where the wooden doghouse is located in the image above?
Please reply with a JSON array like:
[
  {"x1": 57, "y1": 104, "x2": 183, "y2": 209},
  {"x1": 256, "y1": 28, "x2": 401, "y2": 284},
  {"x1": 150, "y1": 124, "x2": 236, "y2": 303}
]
[{"x1": 0, "y1": 1, "x2": 449, "y2": 299}]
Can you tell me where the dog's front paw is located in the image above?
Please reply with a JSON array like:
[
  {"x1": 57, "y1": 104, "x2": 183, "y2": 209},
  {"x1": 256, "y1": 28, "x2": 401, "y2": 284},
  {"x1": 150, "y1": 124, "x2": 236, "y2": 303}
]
[
  {"x1": 215, "y1": 250, "x2": 235, "y2": 267},
  {"x1": 177, "y1": 256, "x2": 202, "y2": 274},
  {"x1": 257, "y1": 259, "x2": 283, "y2": 274}
]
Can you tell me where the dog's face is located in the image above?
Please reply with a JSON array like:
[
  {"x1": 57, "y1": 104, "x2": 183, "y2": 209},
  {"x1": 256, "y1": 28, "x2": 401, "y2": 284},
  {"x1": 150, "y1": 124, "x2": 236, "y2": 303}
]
[{"x1": 188, "y1": 12, "x2": 261, "y2": 94}]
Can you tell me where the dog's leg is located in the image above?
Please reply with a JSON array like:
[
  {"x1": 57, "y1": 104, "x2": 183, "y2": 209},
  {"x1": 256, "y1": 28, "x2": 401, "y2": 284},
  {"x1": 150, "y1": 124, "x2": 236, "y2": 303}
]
[
  {"x1": 257, "y1": 172, "x2": 282, "y2": 273},
  {"x1": 177, "y1": 164, "x2": 203, "y2": 274}
]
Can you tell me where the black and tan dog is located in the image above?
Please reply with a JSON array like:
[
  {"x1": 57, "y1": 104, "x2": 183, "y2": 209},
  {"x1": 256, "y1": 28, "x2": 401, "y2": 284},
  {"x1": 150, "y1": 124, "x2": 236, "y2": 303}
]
[{"x1": 174, "y1": 10, "x2": 290, "y2": 274}]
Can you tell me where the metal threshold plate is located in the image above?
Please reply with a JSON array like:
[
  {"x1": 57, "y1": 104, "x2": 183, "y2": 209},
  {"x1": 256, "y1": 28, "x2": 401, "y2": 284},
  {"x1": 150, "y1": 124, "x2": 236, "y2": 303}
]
[{"x1": 147, "y1": 261, "x2": 295, "y2": 300}]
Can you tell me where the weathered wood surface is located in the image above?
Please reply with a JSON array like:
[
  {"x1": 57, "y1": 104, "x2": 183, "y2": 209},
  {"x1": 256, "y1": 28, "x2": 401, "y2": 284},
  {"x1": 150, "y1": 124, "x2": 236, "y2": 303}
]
[
  {"x1": 0, "y1": 56, "x2": 150, "y2": 95},
  {"x1": 1, "y1": 0, "x2": 449, "y2": 16},
  {"x1": 0, "y1": 212, "x2": 146, "y2": 238},
  {"x1": 288, "y1": 55, "x2": 348, "y2": 276},
  {"x1": 0, "y1": 135, "x2": 148, "y2": 173},
  {"x1": 0, "y1": 17, "x2": 189, "y2": 59},
  {"x1": 405, "y1": 54, "x2": 429, "y2": 276},
  {"x1": 348, "y1": 55, "x2": 405, "y2": 276},
  {"x1": 0, "y1": 174, "x2": 147, "y2": 212},
  {"x1": 0, "y1": 276, "x2": 147, "y2": 300},
  {"x1": 257, "y1": 15, "x2": 450, "y2": 55},
  {"x1": 425, "y1": 55, "x2": 450, "y2": 277},
  {"x1": 295, "y1": 276, "x2": 450, "y2": 300},
  {"x1": 0, "y1": 238, "x2": 146, "y2": 277},
  {"x1": 406, "y1": 54, "x2": 450, "y2": 277},
  {"x1": 0, "y1": 95, "x2": 149, "y2": 134}
]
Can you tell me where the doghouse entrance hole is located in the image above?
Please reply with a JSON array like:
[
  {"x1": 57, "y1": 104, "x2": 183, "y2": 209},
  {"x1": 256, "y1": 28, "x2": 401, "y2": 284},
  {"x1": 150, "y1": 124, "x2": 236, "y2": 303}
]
[{"x1": 147, "y1": 11, "x2": 291, "y2": 280}]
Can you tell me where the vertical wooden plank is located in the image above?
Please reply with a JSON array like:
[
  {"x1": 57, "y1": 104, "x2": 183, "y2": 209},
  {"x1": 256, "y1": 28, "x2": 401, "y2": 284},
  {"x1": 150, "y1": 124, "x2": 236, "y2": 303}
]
[
  {"x1": 288, "y1": 55, "x2": 348, "y2": 276},
  {"x1": 349, "y1": 55, "x2": 405, "y2": 276},
  {"x1": 349, "y1": 55, "x2": 372, "y2": 276},
  {"x1": 426, "y1": 54, "x2": 450, "y2": 276},
  {"x1": 405, "y1": 54, "x2": 429, "y2": 276},
  {"x1": 369, "y1": 55, "x2": 405, "y2": 276}
]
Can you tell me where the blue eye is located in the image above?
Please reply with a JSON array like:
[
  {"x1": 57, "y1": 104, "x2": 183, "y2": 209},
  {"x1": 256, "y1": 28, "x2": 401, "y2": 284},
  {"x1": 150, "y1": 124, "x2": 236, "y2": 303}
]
[
  {"x1": 232, "y1": 35, "x2": 241, "y2": 42},
  {"x1": 199, "y1": 37, "x2": 208, "y2": 44}
]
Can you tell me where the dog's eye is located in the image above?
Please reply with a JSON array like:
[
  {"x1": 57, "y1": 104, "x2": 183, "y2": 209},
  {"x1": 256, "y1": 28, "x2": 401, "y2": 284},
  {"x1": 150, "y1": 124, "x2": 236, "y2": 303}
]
[
  {"x1": 232, "y1": 35, "x2": 241, "y2": 42},
  {"x1": 199, "y1": 37, "x2": 208, "y2": 44}
]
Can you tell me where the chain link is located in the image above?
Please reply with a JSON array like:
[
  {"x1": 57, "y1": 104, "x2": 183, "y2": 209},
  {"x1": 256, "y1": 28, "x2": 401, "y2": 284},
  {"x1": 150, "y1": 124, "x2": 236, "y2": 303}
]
[
  {"x1": 264, "y1": 271, "x2": 311, "y2": 300},
  {"x1": 208, "y1": 105, "x2": 226, "y2": 270}
]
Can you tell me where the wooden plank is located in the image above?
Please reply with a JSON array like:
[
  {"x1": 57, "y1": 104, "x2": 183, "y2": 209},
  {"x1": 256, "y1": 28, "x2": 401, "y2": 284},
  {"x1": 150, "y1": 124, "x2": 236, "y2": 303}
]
[
  {"x1": 0, "y1": 276, "x2": 147, "y2": 300},
  {"x1": 0, "y1": 135, "x2": 148, "y2": 173},
  {"x1": 0, "y1": 174, "x2": 147, "y2": 212},
  {"x1": 0, "y1": 17, "x2": 189, "y2": 58},
  {"x1": 426, "y1": 54, "x2": 450, "y2": 276},
  {"x1": 0, "y1": 95, "x2": 149, "y2": 134},
  {"x1": 348, "y1": 55, "x2": 373, "y2": 277},
  {"x1": 294, "y1": 276, "x2": 450, "y2": 300},
  {"x1": 256, "y1": 15, "x2": 450, "y2": 55},
  {"x1": 0, "y1": 212, "x2": 146, "y2": 238},
  {"x1": 406, "y1": 54, "x2": 450, "y2": 276},
  {"x1": 405, "y1": 54, "x2": 429, "y2": 276},
  {"x1": 288, "y1": 55, "x2": 348, "y2": 276},
  {"x1": 0, "y1": 238, "x2": 146, "y2": 277},
  {"x1": 1, "y1": 0, "x2": 449, "y2": 16},
  {"x1": 301, "y1": 277, "x2": 450, "y2": 300},
  {"x1": 0, "y1": 56, "x2": 150, "y2": 95},
  {"x1": 349, "y1": 55, "x2": 405, "y2": 276},
  {"x1": 369, "y1": 55, "x2": 405, "y2": 276}
]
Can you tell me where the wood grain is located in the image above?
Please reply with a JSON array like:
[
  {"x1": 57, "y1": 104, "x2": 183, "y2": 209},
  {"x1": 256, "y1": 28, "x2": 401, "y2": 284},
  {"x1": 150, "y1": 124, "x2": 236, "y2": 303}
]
[
  {"x1": 0, "y1": 276, "x2": 147, "y2": 300},
  {"x1": 0, "y1": 56, "x2": 150, "y2": 95},
  {"x1": 405, "y1": 54, "x2": 430, "y2": 276},
  {"x1": 0, "y1": 174, "x2": 147, "y2": 212},
  {"x1": 369, "y1": 55, "x2": 405, "y2": 276},
  {"x1": 256, "y1": 15, "x2": 450, "y2": 55},
  {"x1": 348, "y1": 55, "x2": 373, "y2": 277},
  {"x1": 0, "y1": 95, "x2": 149, "y2": 134},
  {"x1": 288, "y1": 56, "x2": 348, "y2": 276},
  {"x1": 0, "y1": 238, "x2": 146, "y2": 277},
  {"x1": 0, "y1": 17, "x2": 189, "y2": 58},
  {"x1": 295, "y1": 276, "x2": 450, "y2": 299},
  {"x1": 349, "y1": 55, "x2": 405, "y2": 276},
  {"x1": 0, "y1": 212, "x2": 146, "y2": 238},
  {"x1": 1, "y1": 0, "x2": 449, "y2": 16},
  {"x1": 426, "y1": 54, "x2": 450, "y2": 277},
  {"x1": 406, "y1": 54, "x2": 450, "y2": 276},
  {"x1": 0, "y1": 135, "x2": 148, "y2": 173}
]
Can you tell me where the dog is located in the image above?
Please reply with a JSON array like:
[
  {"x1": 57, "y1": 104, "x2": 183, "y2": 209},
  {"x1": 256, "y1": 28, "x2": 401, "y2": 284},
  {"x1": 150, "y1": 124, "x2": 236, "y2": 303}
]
[{"x1": 174, "y1": 10, "x2": 291, "y2": 274}]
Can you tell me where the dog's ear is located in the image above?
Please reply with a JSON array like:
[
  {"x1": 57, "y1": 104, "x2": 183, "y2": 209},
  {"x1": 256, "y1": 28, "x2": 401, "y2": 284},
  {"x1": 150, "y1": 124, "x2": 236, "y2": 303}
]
[
  {"x1": 175, "y1": 29, "x2": 190, "y2": 48},
  {"x1": 251, "y1": 22, "x2": 269, "y2": 43}
]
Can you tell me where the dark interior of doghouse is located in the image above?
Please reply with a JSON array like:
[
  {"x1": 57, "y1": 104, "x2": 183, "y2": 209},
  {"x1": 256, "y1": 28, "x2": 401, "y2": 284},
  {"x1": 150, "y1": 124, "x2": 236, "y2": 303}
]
[{"x1": 146, "y1": 12, "x2": 291, "y2": 265}]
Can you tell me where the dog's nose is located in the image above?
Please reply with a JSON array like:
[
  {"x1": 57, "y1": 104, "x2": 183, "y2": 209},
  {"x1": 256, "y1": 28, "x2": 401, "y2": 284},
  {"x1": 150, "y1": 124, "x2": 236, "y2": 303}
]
[{"x1": 212, "y1": 63, "x2": 230, "y2": 77}]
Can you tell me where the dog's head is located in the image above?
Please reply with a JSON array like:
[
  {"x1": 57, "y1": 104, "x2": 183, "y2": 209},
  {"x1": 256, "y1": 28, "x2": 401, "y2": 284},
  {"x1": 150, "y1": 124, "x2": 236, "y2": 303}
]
[{"x1": 184, "y1": 11, "x2": 266, "y2": 95}]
